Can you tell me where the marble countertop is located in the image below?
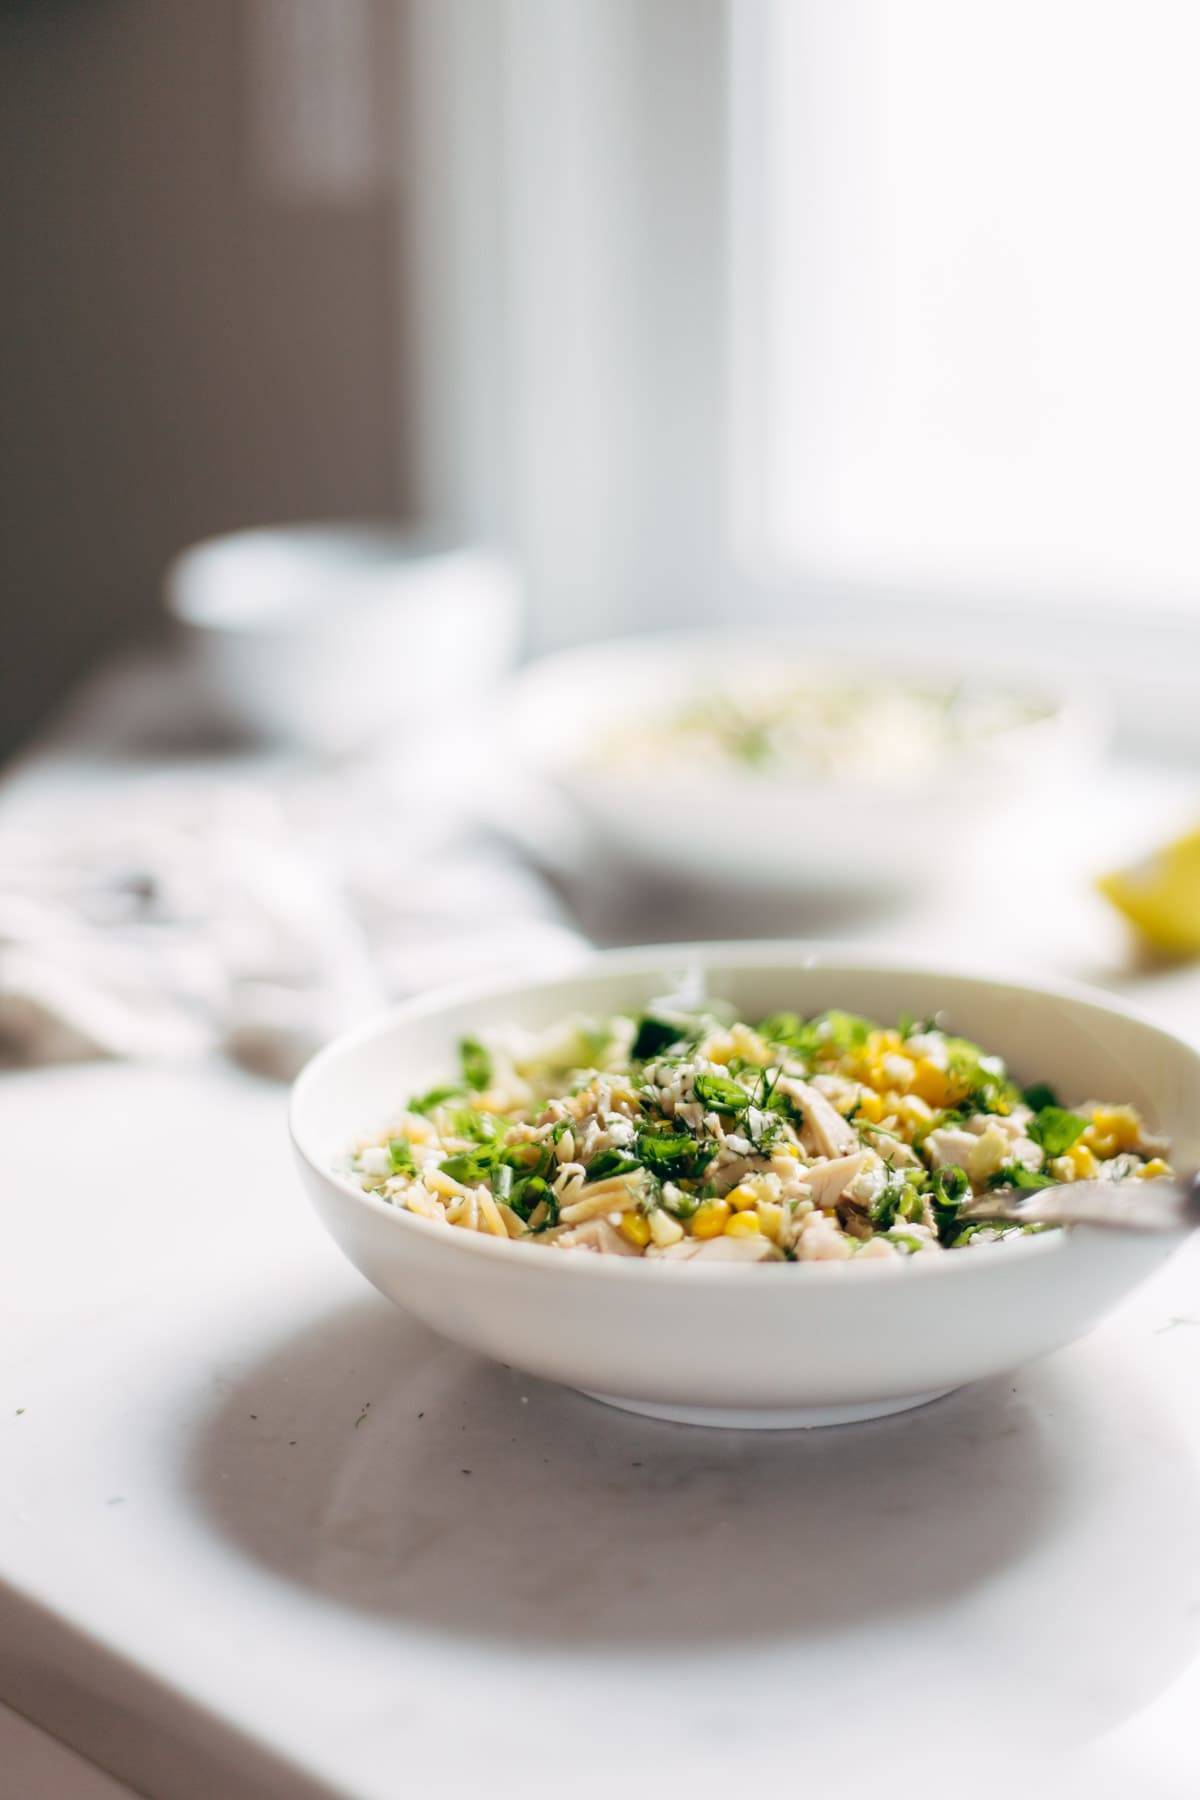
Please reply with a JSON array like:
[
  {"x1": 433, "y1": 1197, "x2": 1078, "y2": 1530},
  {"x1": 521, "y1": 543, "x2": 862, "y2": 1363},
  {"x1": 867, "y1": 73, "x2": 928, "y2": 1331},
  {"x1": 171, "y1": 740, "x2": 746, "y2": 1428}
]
[{"x1": 3, "y1": 659, "x2": 1200, "y2": 1798}]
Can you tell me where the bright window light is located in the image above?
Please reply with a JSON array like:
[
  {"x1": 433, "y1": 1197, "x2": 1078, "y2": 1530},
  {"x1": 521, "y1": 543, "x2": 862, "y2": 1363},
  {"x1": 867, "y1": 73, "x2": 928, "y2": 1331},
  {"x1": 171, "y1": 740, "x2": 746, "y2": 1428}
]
[{"x1": 741, "y1": 0, "x2": 1200, "y2": 613}]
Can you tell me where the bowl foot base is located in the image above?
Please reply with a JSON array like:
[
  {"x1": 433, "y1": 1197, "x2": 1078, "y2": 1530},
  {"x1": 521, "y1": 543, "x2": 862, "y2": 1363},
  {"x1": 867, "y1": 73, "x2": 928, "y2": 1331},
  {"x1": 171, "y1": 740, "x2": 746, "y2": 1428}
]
[{"x1": 579, "y1": 1386, "x2": 956, "y2": 1430}]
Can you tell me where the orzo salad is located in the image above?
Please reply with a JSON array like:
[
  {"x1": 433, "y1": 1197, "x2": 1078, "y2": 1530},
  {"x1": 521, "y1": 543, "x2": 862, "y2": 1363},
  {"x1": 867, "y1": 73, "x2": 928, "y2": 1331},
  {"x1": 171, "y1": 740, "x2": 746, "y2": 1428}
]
[
  {"x1": 601, "y1": 678, "x2": 1046, "y2": 785},
  {"x1": 345, "y1": 1002, "x2": 1172, "y2": 1263}
]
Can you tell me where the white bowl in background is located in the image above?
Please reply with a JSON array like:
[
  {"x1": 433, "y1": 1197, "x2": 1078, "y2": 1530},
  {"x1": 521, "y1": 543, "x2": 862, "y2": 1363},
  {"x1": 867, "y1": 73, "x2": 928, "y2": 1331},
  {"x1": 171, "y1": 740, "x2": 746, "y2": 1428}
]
[
  {"x1": 498, "y1": 632, "x2": 1100, "y2": 893},
  {"x1": 166, "y1": 524, "x2": 521, "y2": 753},
  {"x1": 290, "y1": 944, "x2": 1197, "y2": 1429}
]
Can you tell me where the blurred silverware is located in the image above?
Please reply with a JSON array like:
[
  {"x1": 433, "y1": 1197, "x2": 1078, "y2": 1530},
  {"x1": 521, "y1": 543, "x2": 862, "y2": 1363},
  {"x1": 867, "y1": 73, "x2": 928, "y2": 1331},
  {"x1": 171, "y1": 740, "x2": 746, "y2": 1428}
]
[{"x1": 959, "y1": 1172, "x2": 1199, "y2": 1234}]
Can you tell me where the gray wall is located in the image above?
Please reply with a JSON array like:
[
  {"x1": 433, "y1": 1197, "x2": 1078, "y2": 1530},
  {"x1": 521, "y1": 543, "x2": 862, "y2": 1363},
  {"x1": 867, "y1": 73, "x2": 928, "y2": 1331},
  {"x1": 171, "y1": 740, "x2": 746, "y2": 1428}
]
[{"x1": 0, "y1": 1, "x2": 407, "y2": 761}]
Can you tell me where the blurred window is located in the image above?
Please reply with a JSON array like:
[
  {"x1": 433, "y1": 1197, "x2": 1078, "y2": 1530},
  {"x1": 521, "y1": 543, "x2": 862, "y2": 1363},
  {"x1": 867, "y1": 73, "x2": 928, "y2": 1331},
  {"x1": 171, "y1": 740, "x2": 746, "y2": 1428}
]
[{"x1": 733, "y1": 0, "x2": 1200, "y2": 619}]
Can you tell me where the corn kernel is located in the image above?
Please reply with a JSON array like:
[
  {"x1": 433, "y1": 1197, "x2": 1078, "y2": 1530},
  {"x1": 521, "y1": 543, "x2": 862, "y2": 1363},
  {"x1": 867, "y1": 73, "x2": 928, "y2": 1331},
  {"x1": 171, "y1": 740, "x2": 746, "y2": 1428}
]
[
  {"x1": 727, "y1": 1183, "x2": 759, "y2": 1212},
  {"x1": 1082, "y1": 1128, "x2": 1119, "y2": 1159},
  {"x1": 1138, "y1": 1157, "x2": 1171, "y2": 1180},
  {"x1": 619, "y1": 1211, "x2": 652, "y2": 1248},
  {"x1": 1086, "y1": 1106, "x2": 1142, "y2": 1152},
  {"x1": 910, "y1": 1059, "x2": 954, "y2": 1108},
  {"x1": 856, "y1": 1089, "x2": 886, "y2": 1123},
  {"x1": 897, "y1": 1093, "x2": 934, "y2": 1128},
  {"x1": 729, "y1": 1024, "x2": 775, "y2": 1066},
  {"x1": 691, "y1": 1198, "x2": 732, "y2": 1239},
  {"x1": 756, "y1": 1201, "x2": 785, "y2": 1242},
  {"x1": 1065, "y1": 1142, "x2": 1099, "y2": 1179},
  {"x1": 724, "y1": 1211, "x2": 761, "y2": 1237}
]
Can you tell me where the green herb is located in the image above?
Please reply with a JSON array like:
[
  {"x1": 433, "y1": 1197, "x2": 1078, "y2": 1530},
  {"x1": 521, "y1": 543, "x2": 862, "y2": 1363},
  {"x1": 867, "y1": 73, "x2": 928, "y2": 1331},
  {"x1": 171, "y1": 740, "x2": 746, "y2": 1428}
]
[
  {"x1": 388, "y1": 1138, "x2": 417, "y2": 1175},
  {"x1": 870, "y1": 1181, "x2": 904, "y2": 1230},
  {"x1": 942, "y1": 1036, "x2": 1020, "y2": 1115},
  {"x1": 579, "y1": 1023, "x2": 615, "y2": 1064},
  {"x1": 899, "y1": 1185, "x2": 927, "y2": 1223},
  {"x1": 439, "y1": 1146, "x2": 502, "y2": 1186},
  {"x1": 950, "y1": 1222, "x2": 1004, "y2": 1247},
  {"x1": 746, "y1": 1107, "x2": 784, "y2": 1154},
  {"x1": 445, "y1": 1106, "x2": 503, "y2": 1143},
  {"x1": 586, "y1": 1149, "x2": 642, "y2": 1181},
  {"x1": 755, "y1": 1008, "x2": 872, "y2": 1063},
  {"x1": 507, "y1": 1173, "x2": 546, "y2": 1219},
  {"x1": 898, "y1": 1012, "x2": 937, "y2": 1040},
  {"x1": 636, "y1": 1126, "x2": 716, "y2": 1181},
  {"x1": 493, "y1": 1163, "x2": 514, "y2": 1203},
  {"x1": 756, "y1": 1010, "x2": 805, "y2": 1047},
  {"x1": 693, "y1": 1070, "x2": 751, "y2": 1113},
  {"x1": 752, "y1": 1064, "x2": 783, "y2": 1107},
  {"x1": 408, "y1": 1082, "x2": 465, "y2": 1116},
  {"x1": 524, "y1": 1182, "x2": 559, "y2": 1231},
  {"x1": 459, "y1": 1036, "x2": 493, "y2": 1092},
  {"x1": 1027, "y1": 1105, "x2": 1087, "y2": 1158},
  {"x1": 890, "y1": 1232, "x2": 927, "y2": 1254},
  {"x1": 931, "y1": 1164, "x2": 970, "y2": 1205},
  {"x1": 763, "y1": 1078, "x2": 804, "y2": 1128},
  {"x1": 930, "y1": 1163, "x2": 969, "y2": 1244},
  {"x1": 632, "y1": 1015, "x2": 686, "y2": 1060},
  {"x1": 663, "y1": 1186, "x2": 700, "y2": 1220},
  {"x1": 1022, "y1": 1081, "x2": 1059, "y2": 1112},
  {"x1": 986, "y1": 1164, "x2": 1056, "y2": 1193},
  {"x1": 815, "y1": 1010, "x2": 873, "y2": 1053},
  {"x1": 730, "y1": 720, "x2": 774, "y2": 766}
]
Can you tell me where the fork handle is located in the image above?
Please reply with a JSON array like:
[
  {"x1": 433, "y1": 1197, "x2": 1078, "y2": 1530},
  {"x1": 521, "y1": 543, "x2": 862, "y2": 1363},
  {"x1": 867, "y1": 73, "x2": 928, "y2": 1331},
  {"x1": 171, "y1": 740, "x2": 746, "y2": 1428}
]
[{"x1": 958, "y1": 1171, "x2": 1200, "y2": 1234}]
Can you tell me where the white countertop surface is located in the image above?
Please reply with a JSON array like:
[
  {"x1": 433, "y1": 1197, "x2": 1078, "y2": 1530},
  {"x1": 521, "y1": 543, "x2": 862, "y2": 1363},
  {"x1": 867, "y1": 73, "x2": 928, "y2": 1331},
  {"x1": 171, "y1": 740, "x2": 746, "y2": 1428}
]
[{"x1": 3, "y1": 659, "x2": 1200, "y2": 1798}]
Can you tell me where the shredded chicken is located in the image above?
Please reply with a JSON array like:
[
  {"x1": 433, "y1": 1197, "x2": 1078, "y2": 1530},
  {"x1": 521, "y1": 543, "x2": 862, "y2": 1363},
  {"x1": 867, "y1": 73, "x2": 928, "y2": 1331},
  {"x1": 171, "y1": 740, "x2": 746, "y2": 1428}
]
[{"x1": 782, "y1": 1078, "x2": 859, "y2": 1158}]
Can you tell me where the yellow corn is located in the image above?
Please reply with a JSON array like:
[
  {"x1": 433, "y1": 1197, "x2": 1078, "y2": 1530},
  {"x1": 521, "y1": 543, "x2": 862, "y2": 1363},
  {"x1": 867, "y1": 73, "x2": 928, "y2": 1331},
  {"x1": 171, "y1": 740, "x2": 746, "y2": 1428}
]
[
  {"x1": 897, "y1": 1094, "x2": 934, "y2": 1129},
  {"x1": 756, "y1": 1201, "x2": 785, "y2": 1242},
  {"x1": 909, "y1": 1059, "x2": 955, "y2": 1108},
  {"x1": 1085, "y1": 1106, "x2": 1142, "y2": 1153},
  {"x1": 619, "y1": 1211, "x2": 652, "y2": 1248},
  {"x1": 727, "y1": 1183, "x2": 759, "y2": 1212},
  {"x1": 1064, "y1": 1142, "x2": 1099, "y2": 1179},
  {"x1": 724, "y1": 1211, "x2": 761, "y2": 1237},
  {"x1": 1138, "y1": 1157, "x2": 1171, "y2": 1180},
  {"x1": 691, "y1": 1198, "x2": 732, "y2": 1239},
  {"x1": 855, "y1": 1089, "x2": 886, "y2": 1123}
]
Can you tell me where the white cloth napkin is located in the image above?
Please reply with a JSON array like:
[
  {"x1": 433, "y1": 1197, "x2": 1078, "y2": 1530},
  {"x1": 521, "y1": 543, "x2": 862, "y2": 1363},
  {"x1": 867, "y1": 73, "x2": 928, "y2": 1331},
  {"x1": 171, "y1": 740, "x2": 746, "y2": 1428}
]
[{"x1": 0, "y1": 760, "x2": 585, "y2": 1080}]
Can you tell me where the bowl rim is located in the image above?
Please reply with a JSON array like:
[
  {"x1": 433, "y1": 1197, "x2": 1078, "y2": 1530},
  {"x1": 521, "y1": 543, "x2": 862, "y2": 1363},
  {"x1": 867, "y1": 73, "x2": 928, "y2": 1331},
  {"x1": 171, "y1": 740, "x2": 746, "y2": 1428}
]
[
  {"x1": 290, "y1": 941, "x2": 1199, "y2": 1286},
  {"x1": 165, "y1": 526, "x2": 516, "y2": 634}
]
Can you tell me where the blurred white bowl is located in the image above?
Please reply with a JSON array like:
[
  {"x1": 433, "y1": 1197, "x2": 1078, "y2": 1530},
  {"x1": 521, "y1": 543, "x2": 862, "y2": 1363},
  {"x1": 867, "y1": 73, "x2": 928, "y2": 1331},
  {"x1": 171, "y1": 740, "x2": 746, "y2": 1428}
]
[
  {"x1": 290, "y1": 944, "x2": 1196, "y2": 1429},
  {"x1": 500, "y1": 632, "x2": 1099, "y2": 893},
  {"x1": 166, "y1": 524, "x2": 521, "y2": 753}
]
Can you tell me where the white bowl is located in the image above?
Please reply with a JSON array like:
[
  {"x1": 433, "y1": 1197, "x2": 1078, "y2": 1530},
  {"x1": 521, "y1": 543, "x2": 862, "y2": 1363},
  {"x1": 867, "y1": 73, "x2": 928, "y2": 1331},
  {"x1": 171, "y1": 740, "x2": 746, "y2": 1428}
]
[
  {"x1": 166, "y1": 524, "x2": 520, "y2": 753},
  {"x1": 500, "y1": 632, "x2": 1098, "y2": 892},
  {"x1": 290, "y1": 945, "x2": 1198, "y2": 1429}
]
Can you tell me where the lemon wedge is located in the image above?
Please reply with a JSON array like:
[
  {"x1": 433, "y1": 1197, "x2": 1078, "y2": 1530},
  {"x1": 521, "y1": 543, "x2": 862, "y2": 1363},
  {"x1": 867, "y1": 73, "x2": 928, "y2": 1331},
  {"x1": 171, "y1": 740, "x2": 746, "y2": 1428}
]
[{"x1": 1098, "y1": 828, "x2": 1200, "y2": 956}]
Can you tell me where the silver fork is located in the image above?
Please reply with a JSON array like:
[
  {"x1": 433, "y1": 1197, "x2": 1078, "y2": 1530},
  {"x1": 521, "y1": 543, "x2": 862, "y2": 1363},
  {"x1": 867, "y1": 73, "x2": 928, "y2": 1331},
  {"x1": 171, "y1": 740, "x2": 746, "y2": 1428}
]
[{"x1": 957, "y1": 1171, "x2": 1200, "y2": 1234}]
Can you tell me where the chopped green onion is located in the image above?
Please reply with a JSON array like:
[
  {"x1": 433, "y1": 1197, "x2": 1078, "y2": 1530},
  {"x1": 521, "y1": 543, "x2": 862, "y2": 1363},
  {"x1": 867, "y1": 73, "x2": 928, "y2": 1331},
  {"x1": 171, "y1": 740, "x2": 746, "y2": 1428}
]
[{"x1": 459, "y1": 1037, "x2": 492, "y2": 1092}]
